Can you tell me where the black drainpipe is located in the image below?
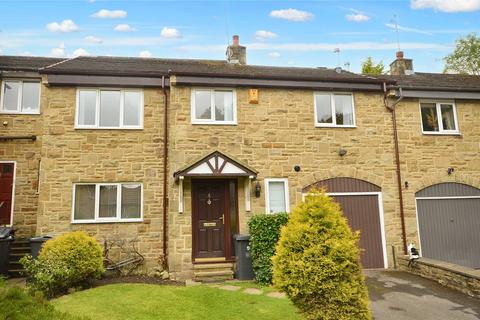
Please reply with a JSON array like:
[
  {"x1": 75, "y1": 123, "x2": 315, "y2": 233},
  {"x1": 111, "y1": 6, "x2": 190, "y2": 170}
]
[{"x1": 383, "y1": 82, "x2": 408, "y2": 255}]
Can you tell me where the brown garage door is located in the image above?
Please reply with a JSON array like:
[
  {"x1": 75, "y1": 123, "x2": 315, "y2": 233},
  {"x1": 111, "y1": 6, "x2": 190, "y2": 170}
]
[
  {"x1": 303, "y1": 177, "x2": 386, "y2": 269},
  {"x1": 333, "y1": 195, "x2": 385, "y2": 268}
]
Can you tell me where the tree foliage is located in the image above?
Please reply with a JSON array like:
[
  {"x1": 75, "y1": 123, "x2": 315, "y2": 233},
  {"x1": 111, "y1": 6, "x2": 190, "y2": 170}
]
[
  {"x1": 272, "y1": 190, "x2": 371, "y2": 320},
  {"x1": 361, "y1": 57, "x2": 385, "y2": 75},
  {"x1": 444, "y1": 33, "x2": 480, "y2": 75}
]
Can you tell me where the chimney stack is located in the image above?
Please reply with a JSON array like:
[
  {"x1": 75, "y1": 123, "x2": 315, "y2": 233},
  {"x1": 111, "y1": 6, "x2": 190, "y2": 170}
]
[
  {"x1": 390, "y1": 51, "x2": 414, "y2": 75},
  {"x1": 226, "y1": 35, "x2": 246, "y2": 65}
]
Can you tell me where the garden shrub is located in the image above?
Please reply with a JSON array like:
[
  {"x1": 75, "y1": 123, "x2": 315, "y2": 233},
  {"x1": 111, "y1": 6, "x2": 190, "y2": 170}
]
[
  {"x1": 272, "y1": 190, "x2": 371, "y2": 320},
  {"x1": 248, "y1": 212, "x2": 289, "y2": 284},
  {"x1": 0, "y1": 280, "x2": 85, "y2": 320},
  {"x1": 21, "y1": 231, "x2": 104, "y2": 297}
]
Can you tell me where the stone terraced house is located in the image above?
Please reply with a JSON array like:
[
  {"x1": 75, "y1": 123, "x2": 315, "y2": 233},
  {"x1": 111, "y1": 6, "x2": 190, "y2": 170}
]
[{"x1": 1, "y1": 37, "x2": 479, "y2": 280}]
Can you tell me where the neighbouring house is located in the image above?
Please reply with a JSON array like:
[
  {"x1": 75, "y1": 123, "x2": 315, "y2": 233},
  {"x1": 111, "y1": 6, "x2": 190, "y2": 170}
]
[{"x1": 1, "y1": 36, "x2": 479, "y2": 280}]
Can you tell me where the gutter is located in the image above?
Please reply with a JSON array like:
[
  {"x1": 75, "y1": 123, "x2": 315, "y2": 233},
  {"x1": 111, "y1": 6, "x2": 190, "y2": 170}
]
[
  {"x1": 0, "y1": 135, "x2": 37, "y2": 141},
  {"x1": 161, "y1": 76, "x2": 169, "y2": 269},
  {"x1": 383, "y1": 82, "x2": 408, "y2": 255}
]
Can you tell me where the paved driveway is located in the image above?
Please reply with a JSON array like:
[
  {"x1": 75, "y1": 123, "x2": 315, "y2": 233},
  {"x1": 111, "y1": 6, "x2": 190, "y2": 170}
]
[{"x1": 366, "y1": 270, "x2": 480, "y2": 320}]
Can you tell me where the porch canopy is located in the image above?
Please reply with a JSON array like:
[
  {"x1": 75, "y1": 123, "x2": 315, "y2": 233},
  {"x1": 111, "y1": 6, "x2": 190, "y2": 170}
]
[{"x1": 173, "y1": 151, "x2": 257, "y2": 213}]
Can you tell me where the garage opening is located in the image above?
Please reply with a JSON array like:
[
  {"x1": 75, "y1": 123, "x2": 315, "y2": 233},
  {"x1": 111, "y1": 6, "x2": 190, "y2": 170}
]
[
  {"x1": 303, "y1": 177, "x2": 387, "y2": 269},
  {"x1": 416, "y1": 182, "x2": 480, "y2": 269}
]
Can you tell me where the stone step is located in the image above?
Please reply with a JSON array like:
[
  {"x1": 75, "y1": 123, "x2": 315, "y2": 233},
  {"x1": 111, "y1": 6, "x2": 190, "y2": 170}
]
[
  {"x1": 9, "y1": 246, "x2": 31, "y2": 254},
  {"x1": 193, "y1": 263, "x2": 234, "y2": 270},
  {"x1": 8, "y1": 269, "x2": 25, "y2": 278},
  {"x1": 8, "y1": 253, "x2": 28, "y2": 262},
  {"x1": 11, "y1": 240, "x2": 30, "y2": 248},
  {"x1": 194, "y1": 270, "x2": 234, "y2": 282}
]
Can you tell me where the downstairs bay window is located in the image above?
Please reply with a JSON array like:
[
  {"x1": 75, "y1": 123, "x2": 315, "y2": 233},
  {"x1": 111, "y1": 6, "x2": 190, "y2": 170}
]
[{"x1": 72, "y1": 183, "x2": 143, "y2": 223}]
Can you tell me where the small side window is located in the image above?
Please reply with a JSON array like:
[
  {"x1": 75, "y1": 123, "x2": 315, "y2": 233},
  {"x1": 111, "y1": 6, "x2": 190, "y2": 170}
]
[{"x1": 265, "y1": 178, "x2": 290, "y2": 214}]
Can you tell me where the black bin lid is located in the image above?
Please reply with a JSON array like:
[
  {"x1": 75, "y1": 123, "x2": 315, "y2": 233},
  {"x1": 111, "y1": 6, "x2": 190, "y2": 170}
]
[
  {"x1": 233, "y1": 234, "x2": 250, "y2": 241},
  {"x1": 0, "y1": 227, "x2": 14, "y2": 239}
]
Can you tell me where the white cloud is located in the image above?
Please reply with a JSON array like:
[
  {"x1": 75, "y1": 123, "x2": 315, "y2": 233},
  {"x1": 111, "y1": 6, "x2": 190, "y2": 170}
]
[
  {"x1": 73, "y1": 48, "x2": 90, "y2": 56},
  {"x1": 139, "y1": 50, "x2": 153, "y2": 58},
  {"x1": 92, "y1": 9, "x2": 127, "y2": 18},
  {"x1": 160, "y1": 27, "x2": 182, "y2": 39},
  {"x1": 269, "y1": 8, "x2": 314, "y2": 22},
  {"x1": 346, "y1": 13, "x2": 370, "y2": 22},
  {"x1": 114, "y1": 24, "x2": 135, "y2": 32},
  {"x1": 385, "y1": 23, "x2": 433, "y2": 35},
  {"x1": 268, "y1": 52, "x2": 281, "y2": 58},
  {"x1": 46, "y1": 20, "x2": 79, "y2": 33},
  {"x1": 255, "y1": 30, "x2": 278, "y2": 41},
  {"x1": 50, "y1": 42, "x2": 66, "y2": 57},
  {"x1": 18, "y1": 51, "x2": 32, "y2": 56},
  {"x1": 411, "y1": 0, "x2": 480, "y2": 12},
  {"x1": 85, "y1": 35, "x2": 103, "y2": 44}
]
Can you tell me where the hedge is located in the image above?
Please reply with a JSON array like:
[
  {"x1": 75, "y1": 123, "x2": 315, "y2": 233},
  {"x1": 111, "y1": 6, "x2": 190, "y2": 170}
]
[{"x1": 248, "y1": 212, "x2": 289, "y2": 284}]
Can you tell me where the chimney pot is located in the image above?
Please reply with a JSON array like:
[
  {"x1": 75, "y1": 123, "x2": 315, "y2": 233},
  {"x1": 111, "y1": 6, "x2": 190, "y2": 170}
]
[
  {"x1": 396, "y1": 51, "x2": 404, "y2": 59},
  {"x1": 233, "y1": 35, "x2": 239, "y2": 46}
]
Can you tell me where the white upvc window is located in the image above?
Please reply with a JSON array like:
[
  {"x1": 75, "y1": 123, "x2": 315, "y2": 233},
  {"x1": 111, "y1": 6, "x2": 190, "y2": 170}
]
[
  {"x1": 191, "y1": 88, "x2": 237, "y2": 125},
  {"x1": 419, "y1": 100, "x2": 459, "y2": 135},
  {"x1": 72, "y1": 183, "x2": 143, "y2": 223},
  {"x1": 75, "y1": 88, "x2": 143, "y2": 129},
  {"x1": 314, "y1": 92, "x2": 356, "y2": 127},
  {"x1": 265, "y1": 178, "x2": 290, "y2": 214},
  {"x1": 0, "y1": 79, "x2": 41, "y2": 114}
]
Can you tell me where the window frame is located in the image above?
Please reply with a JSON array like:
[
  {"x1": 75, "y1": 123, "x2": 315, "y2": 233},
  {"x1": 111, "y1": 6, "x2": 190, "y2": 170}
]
[
  {"x1": 264, "y1": 178, "x2": 290, "y2": 214},
  {"x1": 190, "y1": 88, "x2": 237, "y2": 125},
  {"x1": 313, "y1": 91, "x2": 356, "y2": 128},
  {"x1": 75, "y1": 88, "x2": 144, "y2": 129},
  {"x1": 0, "y1": 79, "x2": 41, "y2": 115},
  {"x1": 71, "y1": 182, "x2": 143, "y2": 223},
  {"x1": 419, "y1": 99, "x2": 460, "y2": 135}
]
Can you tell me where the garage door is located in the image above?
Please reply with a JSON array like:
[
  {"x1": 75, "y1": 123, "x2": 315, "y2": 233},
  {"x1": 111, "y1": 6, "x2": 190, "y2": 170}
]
[
  {"x1": 416, "y1": 183, "x2": 480, "y2": 269},
  {"x1": 303, "y1": 177, "x2": 387, "y2": 269}
]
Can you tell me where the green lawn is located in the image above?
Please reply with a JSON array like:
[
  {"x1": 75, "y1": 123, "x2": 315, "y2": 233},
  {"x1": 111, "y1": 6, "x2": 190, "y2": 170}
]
[{"x1": 53, "y1": 283, "x2": 301, "y2": 320}]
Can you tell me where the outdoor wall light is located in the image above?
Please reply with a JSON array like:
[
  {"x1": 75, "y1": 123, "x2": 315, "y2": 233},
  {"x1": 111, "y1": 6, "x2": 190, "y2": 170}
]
[
  {"x1": 404, "y1": 181, "x2": 409, "y2": 189},
  {"x1": 255, "y1": 182, "x2": 261, "y2": 198},
  {"x1": 447, "y1": 167, "x2": 455, "y2": 175},
  {"x1": 294, "y1": 165, "x2": 301, "y2": 172},
  {"x1": 338, "y1": 148, "x2": 347, "y2": 157}
]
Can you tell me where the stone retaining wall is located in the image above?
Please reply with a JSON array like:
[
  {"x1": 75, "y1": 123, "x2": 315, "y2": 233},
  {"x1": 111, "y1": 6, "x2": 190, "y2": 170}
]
[{"x1": 398, "y1": 256, "x2": 480, "y2": 299}]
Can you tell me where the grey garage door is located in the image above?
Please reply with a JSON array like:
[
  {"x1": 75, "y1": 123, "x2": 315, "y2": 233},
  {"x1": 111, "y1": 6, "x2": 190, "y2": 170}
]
[{"x1": 416, "y1": 183, "x2": 480, "y2": 269}]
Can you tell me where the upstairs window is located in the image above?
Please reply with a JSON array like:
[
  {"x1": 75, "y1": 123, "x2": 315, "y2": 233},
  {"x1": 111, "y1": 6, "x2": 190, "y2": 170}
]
[
  {"x1": 0, "y1": 80, "x2": 41, "y2": 114},
  {"x1": 191, "y1": 89, "x2": 236, "y2": 125},
  {"x1": 72, "y1": 183, "x2": 143, "y2": 223},
  {"x1": 314, "y1": 92, "x2": 355, "y2": 127},
  {"x1": 265, "y1": 178, "x2": 290, "y2": 214},
  {"x1": 76, "y1": 89, "x2": 143, "y2": 129},
  {"x1": 420, "y1": 101, "x2": 458, "y2": 134}
]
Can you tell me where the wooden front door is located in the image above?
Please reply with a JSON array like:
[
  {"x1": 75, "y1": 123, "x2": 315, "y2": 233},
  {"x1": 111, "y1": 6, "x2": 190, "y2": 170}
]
[
  {"x1": 0, "y1": 163, "x2": 15, "y2": 225},
  {"x1": 192, "y1": 180, "x2": 229, "y2": 259}
]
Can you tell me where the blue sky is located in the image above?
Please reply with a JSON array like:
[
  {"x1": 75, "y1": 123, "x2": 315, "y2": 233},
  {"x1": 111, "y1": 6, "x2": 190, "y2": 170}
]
[{"x1": 0, "y1": 0, "x2": 479, "y2": 72}]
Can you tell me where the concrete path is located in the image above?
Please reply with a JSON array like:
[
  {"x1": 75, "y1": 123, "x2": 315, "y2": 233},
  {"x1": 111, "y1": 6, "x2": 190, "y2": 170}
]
[{"x1": 366, "y1": 270, "x2": 480, "y2": 320}]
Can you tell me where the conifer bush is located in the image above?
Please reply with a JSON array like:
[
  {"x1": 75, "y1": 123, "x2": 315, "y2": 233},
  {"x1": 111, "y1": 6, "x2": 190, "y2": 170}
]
[
  {"x1": 272, "y1": 190, "x2": 371, "y2": 320},
  {"x1": 21, "y1": 231, "x2": 104, "y2": 297}
]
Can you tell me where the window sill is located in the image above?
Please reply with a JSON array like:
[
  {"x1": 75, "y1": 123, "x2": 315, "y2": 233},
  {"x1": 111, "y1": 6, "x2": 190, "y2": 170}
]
[
  {"x1": 422, "y1": 131, "x2": 462, "y2": 136},
  {"x1": 71, "y1": 219, "x2": 143, "y2": 224},
  {"x1": 0, "y1": 111, "x2": 40, "y2": 115},
  {"x1": 315, "y1": 124, "x2": 357, "y2": 128},
  {"x1": 74, "y1": 126, "x2": 144, "y2": 130},
  {"x1": 191, "y1": 121, "x2": 237, "y2": 126}
]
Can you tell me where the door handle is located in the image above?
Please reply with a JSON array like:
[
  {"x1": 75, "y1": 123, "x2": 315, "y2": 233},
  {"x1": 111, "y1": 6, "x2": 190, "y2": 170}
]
[{"x1": 219, "y1": 213, "x2": 224, "y2": 225}]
